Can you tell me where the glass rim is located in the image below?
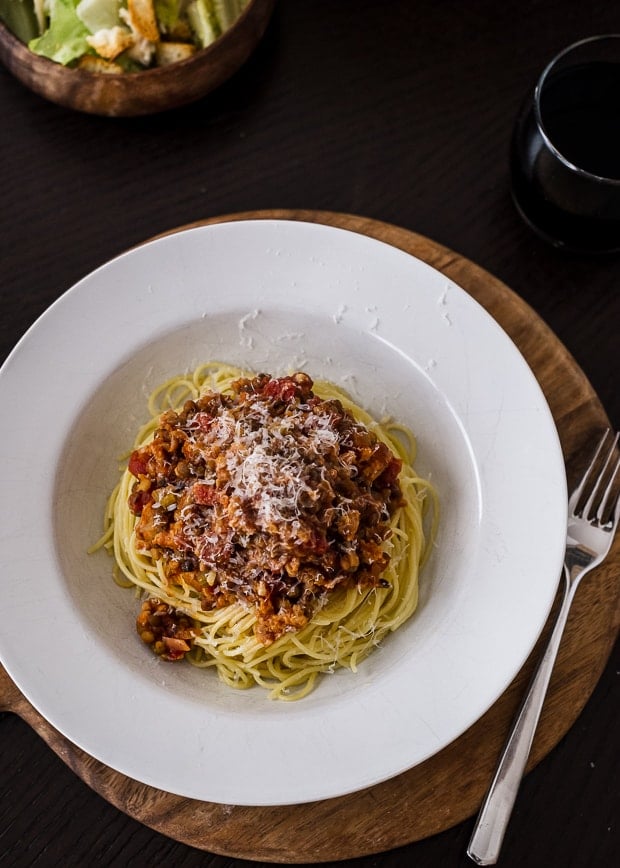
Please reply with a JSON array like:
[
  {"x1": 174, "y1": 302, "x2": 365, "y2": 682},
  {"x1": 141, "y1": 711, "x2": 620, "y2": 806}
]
[{"x1": 533, "y1": 33, "x2": 620, "y2": 185}]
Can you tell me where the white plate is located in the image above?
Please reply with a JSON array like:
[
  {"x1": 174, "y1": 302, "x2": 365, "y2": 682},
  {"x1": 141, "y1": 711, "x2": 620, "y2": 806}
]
[{"x1": 0, "y1": 220, "x2": 567, "y2": 806}]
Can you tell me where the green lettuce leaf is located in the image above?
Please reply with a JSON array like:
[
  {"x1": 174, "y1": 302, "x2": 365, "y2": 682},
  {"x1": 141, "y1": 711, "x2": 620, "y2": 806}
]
[
  {"x1": 75, "y1": 0, "x2": 120, "y2": 33},
  {"x1": 28, "y1": 0, "x2": 91, "y2": 65},
  {"x1": 154, "y1": 0, "x2": 182, "y2": 33},
  {"x1": 212, "y1": 0, "x2": 238, "y2": 31},
  {"x1": 0, "y1": 0, "x2": 40, "y2": 43},
  {"x1": 187, "y1": 0, "x2": 219, "y2": 48}
]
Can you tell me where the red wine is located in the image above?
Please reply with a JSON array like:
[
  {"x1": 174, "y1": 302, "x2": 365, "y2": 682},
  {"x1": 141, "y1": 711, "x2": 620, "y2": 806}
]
[
  {"x1": 511, "y1": 59, "x2": 620, "y2": 253},
  {"x1": 540, "y1": 62, "x2": 620, "y2": 179}
]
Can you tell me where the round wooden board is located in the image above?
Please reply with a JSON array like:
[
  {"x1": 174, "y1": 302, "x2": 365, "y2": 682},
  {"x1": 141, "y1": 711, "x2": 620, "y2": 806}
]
[{"x1": 1, "y1": 210, "x2": 618, "y2": 862}]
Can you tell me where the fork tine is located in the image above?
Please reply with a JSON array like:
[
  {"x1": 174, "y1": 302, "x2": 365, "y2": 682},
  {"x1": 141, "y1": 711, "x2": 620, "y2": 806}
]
[
  {"x1": 583, "y1": 431, "x2": 618, "y2": 520},
  {"x1": 568, "y1": 429, "x2": 611, "y2": 514},
  {"x1": 579, "y1": 430, "x2": 620, "y2": 521},
  {"x1": 596, "y1": 452, "x2": 620, "y2": 526}
]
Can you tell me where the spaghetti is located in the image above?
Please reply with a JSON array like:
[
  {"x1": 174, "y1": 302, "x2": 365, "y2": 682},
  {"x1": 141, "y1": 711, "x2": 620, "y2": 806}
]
[{"x1": 91, "y1": 362, "x2": 437, "y2": 700}]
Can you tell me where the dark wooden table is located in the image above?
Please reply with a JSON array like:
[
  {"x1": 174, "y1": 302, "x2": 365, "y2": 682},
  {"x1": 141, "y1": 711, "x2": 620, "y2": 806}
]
[{"x1": 1, "y1": 2, "x2": 618, "y2": 866}]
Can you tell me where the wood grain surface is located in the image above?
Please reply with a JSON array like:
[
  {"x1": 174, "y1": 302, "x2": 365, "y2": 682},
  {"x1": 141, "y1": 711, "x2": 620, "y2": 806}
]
[{"x1": 1, "y1": 211, "x2": 617, "y2": 863}]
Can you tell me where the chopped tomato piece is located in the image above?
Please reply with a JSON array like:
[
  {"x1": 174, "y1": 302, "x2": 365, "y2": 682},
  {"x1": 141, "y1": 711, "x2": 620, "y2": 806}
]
[
  {"x1": 194, "y1": 412, "x2": 213, "y2": 432},
  {"x1": 128, "y1": 449, "x2": 149, "y2": 478},
  {"x1": 263, "y1": 377, "x2": 298, "y2": 402},
  {"x1": 162, "y1": 636, "x2": 191, "y2": 660},
  {"x1": 128, "y1": 488, "x2": 151, "y2": 515},
  {"x1": 193, "y1": 483, "x2": 217, "y2": 505}
]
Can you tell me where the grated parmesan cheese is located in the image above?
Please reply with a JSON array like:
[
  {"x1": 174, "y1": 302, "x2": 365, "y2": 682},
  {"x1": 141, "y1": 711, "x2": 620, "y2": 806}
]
[{"x1": 129, "y1": 372, "x2": 402, "y2": 644}]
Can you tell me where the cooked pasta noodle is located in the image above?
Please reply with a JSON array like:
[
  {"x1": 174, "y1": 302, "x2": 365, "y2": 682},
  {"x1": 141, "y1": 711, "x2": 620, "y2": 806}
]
[{"x1": 91, "y1": 362, "x2": 437, "y2": 700}]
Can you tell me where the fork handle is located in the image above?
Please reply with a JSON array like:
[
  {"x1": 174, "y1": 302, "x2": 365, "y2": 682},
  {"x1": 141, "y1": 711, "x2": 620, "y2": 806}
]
[{"x1": 467, "y1": 572, "x2": 575, "y2": 865}]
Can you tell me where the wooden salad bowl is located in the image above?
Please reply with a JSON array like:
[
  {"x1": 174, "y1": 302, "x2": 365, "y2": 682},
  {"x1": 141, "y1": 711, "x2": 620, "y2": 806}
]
[{"x1": 0, "y1": 0, "x2": 275, "y2": 116}]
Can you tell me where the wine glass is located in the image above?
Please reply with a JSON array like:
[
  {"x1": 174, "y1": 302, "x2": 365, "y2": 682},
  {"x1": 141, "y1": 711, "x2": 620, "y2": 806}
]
[{"x1": 510, "y1": 34, "x2": 620, "y2": 254}]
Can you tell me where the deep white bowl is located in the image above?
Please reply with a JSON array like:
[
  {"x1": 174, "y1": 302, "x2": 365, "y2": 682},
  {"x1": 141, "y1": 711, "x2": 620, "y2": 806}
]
[{"x1": 0, "y1": 220, "x2": 567, "y2": 804}]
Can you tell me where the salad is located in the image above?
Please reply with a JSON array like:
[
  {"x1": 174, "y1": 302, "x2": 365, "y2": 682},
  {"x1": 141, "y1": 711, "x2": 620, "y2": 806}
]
[{"x1": 0, "y1": 0, "x2": 250, "y2": 71}]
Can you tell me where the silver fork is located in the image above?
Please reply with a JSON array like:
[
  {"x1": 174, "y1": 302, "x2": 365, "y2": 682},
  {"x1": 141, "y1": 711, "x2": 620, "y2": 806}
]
[{"x1": 467, "y1": 428, "x2": 620, "y2": 866}]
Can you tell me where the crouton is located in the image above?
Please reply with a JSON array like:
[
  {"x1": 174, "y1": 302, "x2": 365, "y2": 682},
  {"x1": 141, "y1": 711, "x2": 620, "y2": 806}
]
[
  {"x1": 86, "y1": 26, "x2": 134, "y2": 61},
  {"x1": 77, "y1": 55, "x2": 124, "y2": 74},
  {"x1": 127, "y1": 0, "x2": 160, "y2": 43},
  {"x1": 155, "y1": 41, "x2": 198, "y2": 66}
]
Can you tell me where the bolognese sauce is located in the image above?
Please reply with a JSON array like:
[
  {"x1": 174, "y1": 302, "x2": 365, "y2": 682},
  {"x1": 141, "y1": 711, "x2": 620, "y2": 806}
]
[{"x1": 127, "y1": 372, "x2": 403, "y2": 647}]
